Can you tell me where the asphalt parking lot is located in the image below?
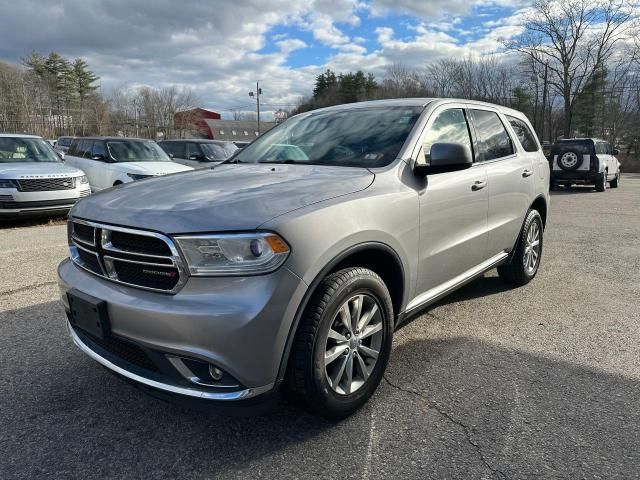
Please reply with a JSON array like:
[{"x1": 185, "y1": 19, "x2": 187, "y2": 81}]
[{"x1": 1, "y1": 176, "x2": 639, "y2": 480}]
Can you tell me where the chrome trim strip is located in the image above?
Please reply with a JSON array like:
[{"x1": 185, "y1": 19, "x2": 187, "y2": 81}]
[
  {"x1": 101, "y1": 228, "x2": 176, "y2": 260},
  {"x1": 70, "y1": 243, "x2": 106, "y2": 276},
  {"x1": 68, "y1": 217, "x2": 187, "y2": 294},
  {"x1": 405, "y1": 252, "x2": 509, "y2": 312},
  {"x1": 67, "y1": 322, "x2": 274, "y2": 401}
]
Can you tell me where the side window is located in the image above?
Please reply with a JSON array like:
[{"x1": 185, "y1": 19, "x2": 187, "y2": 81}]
[
  {"x1": 91, "y1": 141, "x2": 106, "y2": 159},
  {"x1": 421, "y1": 108, "x2": 472, "y2": 165},
  {"x1": 506, "y1": 115, "x2": 539, "y2": 152},
  {"x1": 186, "y1": 143, "x2": 201, "y2": 159},
  {"x1": 68, "y1": 140, "x2": 78, "y2": 156},
  {"x1": 74, "y1": 140, "x2": 89, "y2": 158},
  {"x1": 470, "y1": 110, "x2": 514, "y2": 161}
]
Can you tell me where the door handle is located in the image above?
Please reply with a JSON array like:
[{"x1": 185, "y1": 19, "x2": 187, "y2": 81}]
[
  {"x1": 522, "y1": 169, "x2": 534, "y2": 177},
  {"x1": 471, "y1": 180, "x2": 487, "y2": 191}
]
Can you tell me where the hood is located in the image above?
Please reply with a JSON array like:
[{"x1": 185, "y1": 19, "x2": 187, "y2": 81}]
[
  {"x1": 0, "y1": 162, "x2": 84, "y2": 179},
  {"x1": 71, "y1": 164, "x2": 374, "y2": 233},
  {"x1": 118, "y1": 161, "x2": 193, "y2": 175}
]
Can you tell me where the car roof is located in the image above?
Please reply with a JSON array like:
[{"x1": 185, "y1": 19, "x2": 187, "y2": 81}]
[
  {"x1": 160, "y1": 139, "x2": 234, "y2": 143},
  {"x1": 0, "y1": 133, "x2": 42, "y2": 139},
  {"x1": 74, "y1": 137, "x2": 153, "y2": 141},
  {"x1": 306, "y1": 98, "x2": 531, "y2": 119}
]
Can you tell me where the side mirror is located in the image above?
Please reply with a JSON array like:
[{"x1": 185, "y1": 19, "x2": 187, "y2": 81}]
[
  {"x1": 56, "y1": 151, "x2": 65, "y2": 161},
  {"x1": 91, "y1": 154, "x2": 106, "y2": 161},
  {"x1": 189, "y1": 154, "x2": 202, "y2": 161},
  {"x1": 168, "y1": 153, "x2": 174, "y2": 158},
  {"x1": 613, "y1": 148, "x2": 620, "y2": 155},
  {"x1": 414, "y1": 142, "x2": 473, "y2": 175}
]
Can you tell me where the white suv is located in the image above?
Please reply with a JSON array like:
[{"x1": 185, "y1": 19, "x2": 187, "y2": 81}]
[
  {"x1": 550, "y1": 138, "x2": 621, "y2": 191},
  {"x1": 0, "y1": 134, "x2": 90, "y2": 218},
  {"x1": 65, "y1": 137, "x2": 192, "y2": 191}
]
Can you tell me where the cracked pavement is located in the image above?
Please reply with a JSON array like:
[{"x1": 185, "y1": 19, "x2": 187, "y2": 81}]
[{"x1": 1, "y1": 176, "x2": 639, "y2": 479}]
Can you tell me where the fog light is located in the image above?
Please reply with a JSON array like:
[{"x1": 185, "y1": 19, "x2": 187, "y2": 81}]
[{"x1": 209, "y1": 365, "x2": 224, "y2": 381}]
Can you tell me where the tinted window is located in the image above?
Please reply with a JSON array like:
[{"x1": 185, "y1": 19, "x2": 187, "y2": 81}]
[
  {"x1": 471, "y1": 110, "x2": 514, "y2": 161},
  {"x1": 421, "y1": 108, "x2": 472, "y2": 165},
  {"x1": 91, "y1": 141, "x2": 106, "y2": 159},
  {"x1": 595, "y1": 142, "x2": 609, "y2": 154},
  {"x1": 106, "y1": 140, "x2": 171, "y2": 162},
  {"x1": 74, "y1": 140, "x2": 91, "y2": 158},
  {"x1": 233, "y1": 106, "x2": 422, "y2": 168},
  {"x1": 200, "y1": 142, "x2": 238, "y2": 160},
  {"x1": 186, "y1": 143, "x2": 202, "y2": 158},
  {"x1": 507, "y1": 116, "x2": 539, "y2": 152}
]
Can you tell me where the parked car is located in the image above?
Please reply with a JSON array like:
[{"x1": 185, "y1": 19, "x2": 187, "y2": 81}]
[
  {"x1": 55, "y1": 136, "x2": 75, "y2": 154},
  {"x1": 64, "y1": 137, "x2": 193, "y2": 191},
  {"x1": 550, "y1": 138, "x2": 621, "y2": 191},
  {"x1": 0, "y1": 134, "x2": 90, "y2": 218},
  {"x1": 58, "y1": 99, "x2": 549, "y2": 419},
  {"x1": 158, "y1": 139, "x2": 238, "y2": 168}
]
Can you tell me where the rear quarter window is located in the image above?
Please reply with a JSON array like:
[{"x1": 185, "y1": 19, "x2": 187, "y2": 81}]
[{"x1": 506, "y1": 116, "x2": 539, "y2": 152}]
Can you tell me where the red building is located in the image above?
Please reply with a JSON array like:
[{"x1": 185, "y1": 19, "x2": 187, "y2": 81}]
[{"x1": 174, "y1": 108, "x2": 221, "y2": 138}]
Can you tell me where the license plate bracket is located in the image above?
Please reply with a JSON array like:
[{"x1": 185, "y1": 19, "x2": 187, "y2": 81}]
[{"x1": 67, "y1": 289, "x2": 110, "y2": 340}]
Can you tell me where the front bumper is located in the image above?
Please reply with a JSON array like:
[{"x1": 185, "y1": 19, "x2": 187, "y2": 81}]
[
  {"x1": 0, "y1": 186, "x2": 90, "y2": 217},
  {"x1": 58, "y1": 258, "x2": 308, "y2": 402}
]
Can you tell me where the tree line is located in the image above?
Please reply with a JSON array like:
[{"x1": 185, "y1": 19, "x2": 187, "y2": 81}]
[
  {"x1": 0, "y1": 51, "x2": 201, "y2": 139},
  {"x1": 295, "y1": 0, "x2": 639, "y2": 156}
]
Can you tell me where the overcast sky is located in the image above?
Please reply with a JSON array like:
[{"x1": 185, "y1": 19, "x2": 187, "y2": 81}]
[{"x1": 0, "y1": 0, "x2": 530, "y2": 116}]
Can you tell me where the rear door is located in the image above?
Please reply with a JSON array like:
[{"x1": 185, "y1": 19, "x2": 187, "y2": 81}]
[
  {"x1": 415, "y1": 104, "x2": 489, "y2": 296},
  {"x1": 469, "y1": 108, "x2": 534, "y2": 257}
]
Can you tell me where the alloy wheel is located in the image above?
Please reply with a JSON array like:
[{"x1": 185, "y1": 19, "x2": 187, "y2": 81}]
[
  {"x1": 523, "y1": 221, "x2": 540, "y2": 275},
  {"x1": 324, "y1": 294, "x2": 384, "y2": 395}
]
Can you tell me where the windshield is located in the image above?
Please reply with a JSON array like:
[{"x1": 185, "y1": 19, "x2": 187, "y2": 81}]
[
  {"x1": 200, "y1": 142, "x2": 238, "y2": 161},
  {"x1": 106, "y1": 140, "x2": 172, "y2": 163},
  {"x1": 0, "y1": 137, "x2": 61, "y2": 163},
  {"x1": 232, "y1": 106, "x2": 423, "y2": 168}
]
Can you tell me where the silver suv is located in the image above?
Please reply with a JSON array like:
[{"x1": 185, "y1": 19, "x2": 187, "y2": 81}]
[{"x1": 58, "y1": 99, "x2": 550, "y2": 418}]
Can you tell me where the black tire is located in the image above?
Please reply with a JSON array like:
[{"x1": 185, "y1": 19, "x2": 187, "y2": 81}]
[
  {"x1": 610, "y1": 171, "x2": 620, "y2": 188},
  {"x1": 498, "y1": 209, "x2": 544, "y2": 286},
  {"x1": 557, "y1": 150, "x2": 583, "y2": 171},
  {"x1": 595, "y1": 171, "x2": 607, "y2": 192},
  {"x1": 286, "y1": 267, "x2": 394, "y2": 420}
]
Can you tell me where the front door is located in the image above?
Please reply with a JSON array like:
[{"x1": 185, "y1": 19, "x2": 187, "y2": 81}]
[{"x1": 416, "y1": 105, "x2": 489, "y2": 297}]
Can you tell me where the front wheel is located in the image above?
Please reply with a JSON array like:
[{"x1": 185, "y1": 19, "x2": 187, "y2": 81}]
[
  {"x1": 610, "y1": 171, "x2": 620, "y2": 188},
  {"x1": 286, "y1": 267, "x2": 394, "y2": 420},
  {"x1": 498, "y1": 209, "x2": 544, "y2": 286}
]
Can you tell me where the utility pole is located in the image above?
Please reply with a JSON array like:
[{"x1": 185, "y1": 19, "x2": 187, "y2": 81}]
[
  {"x1": 249, "y1": 81, "x2": 262, "y2": 135},
  {"x1": 133, "y1": 98, "x2": 139, "y2": 137}
]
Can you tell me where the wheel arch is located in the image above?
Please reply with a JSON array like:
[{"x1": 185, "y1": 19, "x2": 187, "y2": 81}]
[
  {"x1": 530, "y1": 195, "x2": 548, "y2": 228},
  {"x1": 276, "y1": 241, "x2": 405, "y2": 383}
]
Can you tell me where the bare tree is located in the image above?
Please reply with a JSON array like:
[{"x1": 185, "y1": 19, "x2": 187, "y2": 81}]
[{"x1": 506, "y1": 0, "x2": 637, "y2": 136}]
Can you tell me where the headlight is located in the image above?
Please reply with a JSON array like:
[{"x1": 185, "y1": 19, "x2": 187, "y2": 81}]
[
  {"x1": 78, "y1": 175, "x2": 89, "y2": 184},
  {"x1": 174, "y1": 232, "x2": 290, "y2": 276},
  {"x1": 0, "y1": 179, "x2": 16, "y2": 188},
  {"x1": 126, "y1": 173, "x2": 153, "y2": 181}
]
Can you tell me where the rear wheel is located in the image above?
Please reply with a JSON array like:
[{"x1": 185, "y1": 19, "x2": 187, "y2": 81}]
[
  {"x1": 286, "y1": 267, "x2": 394, "y2": 420},
  {"x1": 595, "y1": 171, "x2": 607, "y2": 192},
  {"x1": 498, "y1": 209, "x2": 543, "y2": 286}
]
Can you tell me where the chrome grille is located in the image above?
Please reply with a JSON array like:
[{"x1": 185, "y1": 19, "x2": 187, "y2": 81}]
[
  {"x1": 17, "y1": 177, "x2": 76, "y2": 192},
  {"x1": 68, "y1": 219, "x2": 185, "y2": 294}
]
